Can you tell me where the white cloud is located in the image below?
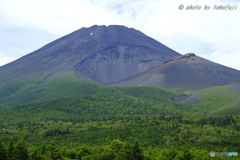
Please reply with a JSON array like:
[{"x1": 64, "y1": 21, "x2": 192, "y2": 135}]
[{"x1": 0, "y1": 0, "x2": 240, "y2": 69}]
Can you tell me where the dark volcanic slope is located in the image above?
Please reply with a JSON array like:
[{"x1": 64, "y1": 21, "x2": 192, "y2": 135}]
[
  {"x1": 110, "y1": 53, "x2": 240, "y2": 92},
  {"x1": 0, "y1": 25, "x2": 180, "y2": 84}
]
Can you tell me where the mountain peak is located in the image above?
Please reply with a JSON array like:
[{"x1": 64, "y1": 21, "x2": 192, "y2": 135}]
[
  {"x1": 160, "y1": 53, "x2": 196, "y2": 66},
  {"x1": 111, "y1": 52, "x2": 240, "y2": 92},
  {"x1": 0, "y1": 25, "x2": 180, "y2": 84},
  {"x1": 174, "y1": 52, "x2": 196, "y2": 60},
  {"x1": 183, "y1": 52, "x2": 196, "y2": 57}
]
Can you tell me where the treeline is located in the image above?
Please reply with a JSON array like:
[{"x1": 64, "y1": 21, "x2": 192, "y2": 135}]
[
  {"x1": 0, "y1": 138, "x2": 145, "y2": 160},
  {"x1": 0, "y1": 138, "x2": 28, "y2": 160},
  {"x1": 1, "y1": 138, "x2": 237, "y2": 160},
  {"x1": 1, "y1": 115, "x2": 240, "y2": 151},
  {"x1": 0, "y1": 92, "x2": 195, "y2": 126},
  {"x1": 0, "y1": 77, "x2": 174, "y2": 108},
  {"x1": 1, "y1": 78, "x2": 240, "y2": 159},
  {"x1": 1, "y1": 114, "x2": 240, "y2": 159}
]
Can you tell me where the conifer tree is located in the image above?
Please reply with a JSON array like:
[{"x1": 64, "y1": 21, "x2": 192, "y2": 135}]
[
  {"x1": 132, "y1": 141, "x2": 144, "y2": 160},
  {"x1": 40, "y1": 143, "x2": 47, "y2": 156},
  {"x1": 15, "y1": 139, "x2": 29, "y2": 160},
  {"x1": 76, "y1": 145, "x2": 92, "y2": 160},
  {"x1": 7, "y1": 137, "x2": 15, "y2": 160},
  {"x1": 30, "y1": 148, "x2": 42, "y2": 160},
  {"x1": 117, "y1": 142, "x2": 133, "y2": 160},
  {"x1": 47, "y1": 141, "x2": 61, "y2": 160},
  {"x1": 0, "y1": 140, "x2": 7, "y2": 160},
  {"x1": 180, "y1": 149, "x2": 194, "y2": 160}
]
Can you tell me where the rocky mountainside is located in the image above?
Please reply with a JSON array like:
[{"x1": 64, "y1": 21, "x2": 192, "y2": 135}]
[
  {"x1": 110, "y1": 53, "x2": 240, "y2": 92},
  {"x1": 0, "y1": 25, "x2": 180, "y2": 84}
]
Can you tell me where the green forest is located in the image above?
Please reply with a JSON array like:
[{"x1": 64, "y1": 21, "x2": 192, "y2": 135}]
[{"x1": 0, "y1": 77, "x2": 240, "y2": 159}]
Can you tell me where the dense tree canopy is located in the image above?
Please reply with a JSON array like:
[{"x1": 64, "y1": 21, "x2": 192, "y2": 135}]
[{"x1": 0, "y1": 79, "x2": 240, "y2": 159}]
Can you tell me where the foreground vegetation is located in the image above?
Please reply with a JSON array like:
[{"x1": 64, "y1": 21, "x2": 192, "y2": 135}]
[
  {"x1": 1, "y1": 115, "x2": 240, "y2": 160},
  {"x1": 0, "y1": 138, "x2": 221, "y2": 160},
  {"x1": 1, "y1": 115, "x2": 240, "y2": 159},
  {"x1": 1, "y1": 77, "x2": 240, "y2": 159}
]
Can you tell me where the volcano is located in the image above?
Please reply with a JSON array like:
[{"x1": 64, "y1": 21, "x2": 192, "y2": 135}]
[
  {"x1": 110, "y1": 53, "x2": 240, "y2": 92},
  {"x1": 0, "y1": 25, "x2": 180, "y2": 84},
  {"x1": 1, "y1": 25, "x2": 240, "y2": 94}
]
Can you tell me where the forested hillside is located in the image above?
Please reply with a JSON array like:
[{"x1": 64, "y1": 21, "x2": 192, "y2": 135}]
[{"x1": 0, "y1": 78, "x2": 240, "y2": 159}]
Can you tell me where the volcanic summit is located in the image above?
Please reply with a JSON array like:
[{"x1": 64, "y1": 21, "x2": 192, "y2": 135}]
[{"x1": 0, "y1": 25, "x2": 180, "y2": 84}]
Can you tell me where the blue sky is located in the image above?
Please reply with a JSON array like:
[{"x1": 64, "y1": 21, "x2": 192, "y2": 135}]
[{"x1": 0, "y1": 0, "x2": 240, "y2": 70}]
